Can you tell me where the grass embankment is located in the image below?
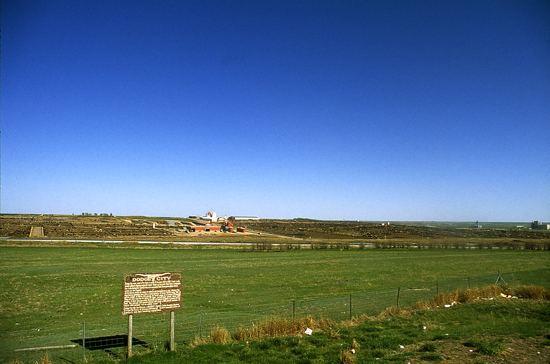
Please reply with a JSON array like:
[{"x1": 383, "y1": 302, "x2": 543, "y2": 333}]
[{"x1": 96, "y1": 286, "x2": 550, "y2": 364}]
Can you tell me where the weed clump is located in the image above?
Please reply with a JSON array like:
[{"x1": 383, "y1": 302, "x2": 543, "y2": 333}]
[
  {"x1": 411, "y1": 299, "x2": 431, "y2": 311},
  {"x1": 351, "y1": 339, "x2": 360, "y2": 351},
  {"x1": 339, "y1": 350, "x2": 356, "y2": 363},
  {"x1": 419, "y1": 343, "x2": 437, "y2": 352},
  {"x1": 210, "y1": 327, "x2": 229, "y2": 344},
  {"x1": 514, "y1": 285, "x2": 550, "y2": 300},
  {"x1": 458, "y1": 288, "x2": 481, "y2": 303},
  {"x1": 479, "y1": 284, "x2": 503, "y2": 298},
  {"x1": 378, "y1": 306, "x2": 402, "y2": 318},
  {"x1": 465, "y1": 338, "x2": 506, "y2": 356}
]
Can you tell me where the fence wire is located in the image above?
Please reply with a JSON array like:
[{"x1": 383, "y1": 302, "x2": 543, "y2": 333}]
[{"x1": 1, "y1": 270, "x2": 547, "y2": 363}]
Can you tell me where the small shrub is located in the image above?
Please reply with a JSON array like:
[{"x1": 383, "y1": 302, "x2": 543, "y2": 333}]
[
  {"x1": 210, "y1": 327, "x2": 229, "y2": 344},
  {"x1": 329, "y1": 330, "x2": 341, "y2": 339}
]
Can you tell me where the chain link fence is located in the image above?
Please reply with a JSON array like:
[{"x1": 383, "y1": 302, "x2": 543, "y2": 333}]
[{"x1": 1, "y1": 270, "x2": 547, "y2": 363}]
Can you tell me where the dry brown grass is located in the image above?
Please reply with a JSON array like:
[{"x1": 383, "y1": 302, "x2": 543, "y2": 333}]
[
  {"x1": 515, "y1": 285, "x2": 550, "y2": 300},
  {"x1": 410, "y1": 299, "x2": 432, "y2": 311},
  {"x1": 457, "y1": 288, "x2": 481, "y2": 302},
  {"x1": 428, "y1": 285, "x2": 505, "y2": 308},
  {"x1": 202, "y1": 285, "x2": 549, "y2": 349},
  {"x1": 232, "y1": 316, "x2": 336, "y2": 341},
  {"x1": 480, "y1": 284, "x2": 504, "y2": 298},
  {"x1": 188, "y1": 335, "x2": 207, "y2": 348},
  {"x1": 378, "y1": 305, "x2": 403, "y2": 319},
  {"x1": 210, "y1": 327, "x2": 230, "y2": 344}
]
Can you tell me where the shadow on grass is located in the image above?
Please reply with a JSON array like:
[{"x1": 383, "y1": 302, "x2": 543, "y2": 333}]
[{"x1": 71, "y1": 335, "x2": 149, "y2": 357}]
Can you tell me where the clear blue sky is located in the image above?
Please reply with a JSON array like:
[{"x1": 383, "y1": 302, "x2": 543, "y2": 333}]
[{"x1": 2, "y1": 0, "x2": 549, "y2": 221}]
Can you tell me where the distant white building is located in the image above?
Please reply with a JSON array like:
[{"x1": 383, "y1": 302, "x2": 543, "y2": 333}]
[{"x1": 201, "y1": 211, "x2": 218, "y2": 223}]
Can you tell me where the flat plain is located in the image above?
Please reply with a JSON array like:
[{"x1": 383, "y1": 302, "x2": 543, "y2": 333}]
[
  {"x1": 1, "y1": 242, "x2": 549, "y2": 362},
  {"x1": 1, "y1": 215, "x2": 549, "y2": 363}
]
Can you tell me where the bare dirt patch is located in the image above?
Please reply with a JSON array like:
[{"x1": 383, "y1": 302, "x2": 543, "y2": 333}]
[{"x1": 410, "y1": 335, "x2": 550, "y2": 363}]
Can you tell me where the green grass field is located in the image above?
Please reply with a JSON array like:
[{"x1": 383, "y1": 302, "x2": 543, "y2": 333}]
[{"x1": 0, "y1": 243, "x2": 549, "y2": 363}]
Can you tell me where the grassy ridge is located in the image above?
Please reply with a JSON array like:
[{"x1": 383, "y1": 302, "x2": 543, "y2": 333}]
[{"x1": 96, "y1": 298, "x2": 550, "y2": 364}]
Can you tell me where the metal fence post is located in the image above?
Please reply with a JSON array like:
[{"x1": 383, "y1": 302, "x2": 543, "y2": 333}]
[{"x1": 396, "y1": 287, "x2": 400, "y2": 308}]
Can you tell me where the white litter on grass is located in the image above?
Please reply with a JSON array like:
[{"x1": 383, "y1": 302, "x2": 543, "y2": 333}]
[
  {"x1": 422, "y1": 326, "x2": 427, "y2": 330},
  {"x1": 304, "y1": 328, "x2": 312, "y2": 335},
  {"x1": 500, "y1": 293, "x2": 518, "y2": 299},
  {"x1": 399, "y1": 345, "x2": 405, "y2": 349}
]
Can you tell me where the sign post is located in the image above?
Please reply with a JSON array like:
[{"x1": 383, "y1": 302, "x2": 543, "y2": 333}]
[
  {"x1": 127, "y1": 314, "x2": 133, "y2": 358},
  {"x1": 170, "y1": 311, "x2": 175, "y2": 351},
  {"x1": 122, "y1": 272, "x2": 182, "y2": 357}
]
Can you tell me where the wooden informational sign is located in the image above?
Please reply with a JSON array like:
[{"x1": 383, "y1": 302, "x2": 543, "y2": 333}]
[{"x1": 122, "y1": 272, "x2": 182, "y2": 315}]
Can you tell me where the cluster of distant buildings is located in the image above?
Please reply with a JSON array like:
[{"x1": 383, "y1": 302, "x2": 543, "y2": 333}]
[
  {"x1": 188, "y1": 211, "x2": 259, "y2": 223},
  {"x1": 531, "y1": 221, "x2": 550, "y2": 230}
]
